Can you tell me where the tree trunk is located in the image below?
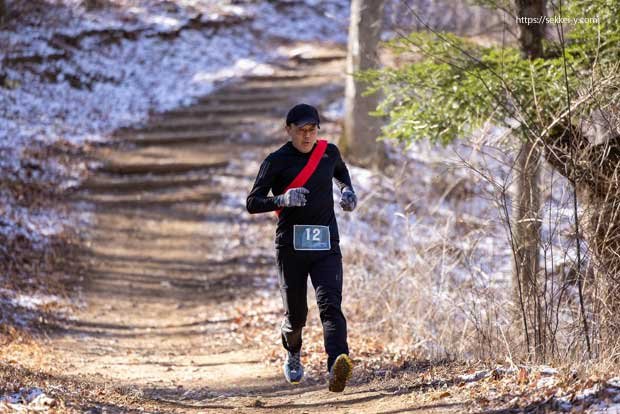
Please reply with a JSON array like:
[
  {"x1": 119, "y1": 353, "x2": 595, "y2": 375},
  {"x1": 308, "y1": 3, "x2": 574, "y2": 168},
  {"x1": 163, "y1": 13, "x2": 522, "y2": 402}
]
[
  {"x1": 342, "y1": 0, "x2": 385, "y2": 168},
  {"x1": 513, "y1": 0, "x2": 545, "y2": 360},
  {"x1": 577, "y1": 163, "x2": 620, "y2": 352},
  {"x1": 579, "y1": 113, "x2": 620, "y2": 353},
  {"x1": 512, "y1": 140, "x2": 543, "y2": 359},
  {"x1": 545, "y1": 112, "x2": 620, "y2": 355},
  {"x1": 0, "y1": 0, "x2": 6, "y2": 21},
  {"x1": 516, "y1": 0, "x2": 546, "y2": 59}
]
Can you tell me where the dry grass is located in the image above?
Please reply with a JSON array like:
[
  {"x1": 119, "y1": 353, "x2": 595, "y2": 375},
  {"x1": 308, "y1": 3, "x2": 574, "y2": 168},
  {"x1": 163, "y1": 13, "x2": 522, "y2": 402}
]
[{"x1": 327, "y1": 129, "x2": 616, "y2": 366}]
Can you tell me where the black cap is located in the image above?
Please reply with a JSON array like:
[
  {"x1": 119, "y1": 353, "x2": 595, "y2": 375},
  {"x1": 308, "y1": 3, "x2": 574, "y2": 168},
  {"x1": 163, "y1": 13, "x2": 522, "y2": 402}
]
[{"x1": 286, "y1": 103, "x2": 320, "y2": 129}]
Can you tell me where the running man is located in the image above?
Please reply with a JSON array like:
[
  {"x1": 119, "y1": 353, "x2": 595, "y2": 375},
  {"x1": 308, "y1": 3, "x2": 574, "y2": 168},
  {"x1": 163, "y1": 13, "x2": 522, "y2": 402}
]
[{"x1": 246, "y1": 103, "x2": 357, "y2": 392}]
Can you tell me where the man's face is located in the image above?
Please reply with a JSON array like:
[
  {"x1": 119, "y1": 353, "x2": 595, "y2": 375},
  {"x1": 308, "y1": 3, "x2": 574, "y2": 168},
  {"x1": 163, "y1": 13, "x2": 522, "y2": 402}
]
[{"x1": 286, "y1": 123, "x2": 318, "y2": 153}]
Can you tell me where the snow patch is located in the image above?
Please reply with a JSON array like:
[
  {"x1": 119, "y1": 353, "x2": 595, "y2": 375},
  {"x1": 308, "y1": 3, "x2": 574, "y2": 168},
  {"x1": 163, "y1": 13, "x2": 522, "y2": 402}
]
[
  {"x1": 0, "y1": 288, "x2": 65, "y2": 311},
  {"x1": 0, "y1": 388, "x2": 57, "y2": 411}
]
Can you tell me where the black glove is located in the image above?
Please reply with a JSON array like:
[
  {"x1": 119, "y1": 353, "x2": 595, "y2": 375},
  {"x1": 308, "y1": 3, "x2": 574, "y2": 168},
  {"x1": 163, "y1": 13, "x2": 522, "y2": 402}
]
[
  {"x1": 274, "y1": 187, "x2": 310, "y2": 207},
  {"x1": 339, "y1": 187, "x2": 357, "y2": 212}
]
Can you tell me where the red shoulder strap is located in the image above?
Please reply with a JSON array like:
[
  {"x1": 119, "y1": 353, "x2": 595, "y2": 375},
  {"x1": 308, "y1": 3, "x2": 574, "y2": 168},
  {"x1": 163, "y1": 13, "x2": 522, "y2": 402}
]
[{"x1": 275, "y1": 139, "x2": 328, "y2": 217}]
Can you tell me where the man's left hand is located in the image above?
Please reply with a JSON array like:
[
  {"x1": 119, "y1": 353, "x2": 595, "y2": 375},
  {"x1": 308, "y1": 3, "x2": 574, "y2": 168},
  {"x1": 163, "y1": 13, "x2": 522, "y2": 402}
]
[{"x1": 339, "y1": 187, "x2": 357, "y2": 212}]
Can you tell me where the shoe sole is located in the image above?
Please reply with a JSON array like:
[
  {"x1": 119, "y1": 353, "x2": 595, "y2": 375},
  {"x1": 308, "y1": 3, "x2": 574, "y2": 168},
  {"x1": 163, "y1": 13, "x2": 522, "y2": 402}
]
[
  {"x1": 284, "y1": 375, "x2": 303, "y2": 385},
  {"x1": 329, "y1": 354, "x2": 353, "y2": 392},
  {"x1": 283, "y1": 366, "x2": 303, "y2": 385}
]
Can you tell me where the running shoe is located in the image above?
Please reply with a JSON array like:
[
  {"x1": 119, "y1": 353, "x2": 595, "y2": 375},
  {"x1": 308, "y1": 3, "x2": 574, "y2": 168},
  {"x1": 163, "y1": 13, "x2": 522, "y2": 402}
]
[
  {"x1": 328, "y1": 353, "x2": 353, "y2": 392},
  {"x1": 283, "y1": 350, "x2": 304, "y2": 384}
]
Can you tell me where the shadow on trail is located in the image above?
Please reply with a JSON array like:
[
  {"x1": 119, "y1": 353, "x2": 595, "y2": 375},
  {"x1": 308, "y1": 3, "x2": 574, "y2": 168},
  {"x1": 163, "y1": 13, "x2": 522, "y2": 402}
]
[
  {"x1": 135, "y1": 360, "x2": 469, "y2": 412},
  {"x1": 377, "y1": 403, "x2": 464, "y2": 413},
  {"x1": 45, "y1": 315, "x2": 236, "y2": 331},
  {"x1": 78, "y1": 250, "x2": 275, "y2": 270},
  {"x1": 141, "y1": 379, "x2": 325, "y2": 408},
  {"x1": 82, "y1": 202, "x2": 268, "y2": 225},
  {"x1": 141, "y1": 378, "x2": 466, "y2": 413},
  {"x1": 44, "y1": 308, "x2": 279, "y2": 340},
  {"x1": 75, "y1": 268, "x2": 274, "y2": 303},
  {"x1": 65, "y1": 237, "x2": 277, "y2": 301}
]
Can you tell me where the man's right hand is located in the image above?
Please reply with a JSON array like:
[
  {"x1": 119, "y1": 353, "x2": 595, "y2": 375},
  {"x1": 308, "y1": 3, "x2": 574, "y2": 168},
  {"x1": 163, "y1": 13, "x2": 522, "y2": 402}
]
[{"x1": 274, "y1": 187, "x2": 310, "y2": 208}]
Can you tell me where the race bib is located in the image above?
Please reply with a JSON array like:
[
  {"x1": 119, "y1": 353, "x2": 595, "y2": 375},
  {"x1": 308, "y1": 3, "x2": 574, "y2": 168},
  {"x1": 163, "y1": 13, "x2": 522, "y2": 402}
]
[{"x1": 293, "y1": 225, "x2": 330, "y2": 251}]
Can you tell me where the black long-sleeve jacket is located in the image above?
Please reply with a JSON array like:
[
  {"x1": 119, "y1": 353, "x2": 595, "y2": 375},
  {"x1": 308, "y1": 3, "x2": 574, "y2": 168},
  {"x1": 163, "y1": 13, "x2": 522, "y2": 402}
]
[{"x1": 246, "y1": 140, "x2": 354, "y2": 247}]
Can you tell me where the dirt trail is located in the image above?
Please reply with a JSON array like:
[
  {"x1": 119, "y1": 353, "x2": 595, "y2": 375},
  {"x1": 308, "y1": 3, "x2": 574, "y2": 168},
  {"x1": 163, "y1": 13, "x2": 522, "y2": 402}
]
[{"x1": 42, "y1": 45, "x2": 465, "y2": 413}]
